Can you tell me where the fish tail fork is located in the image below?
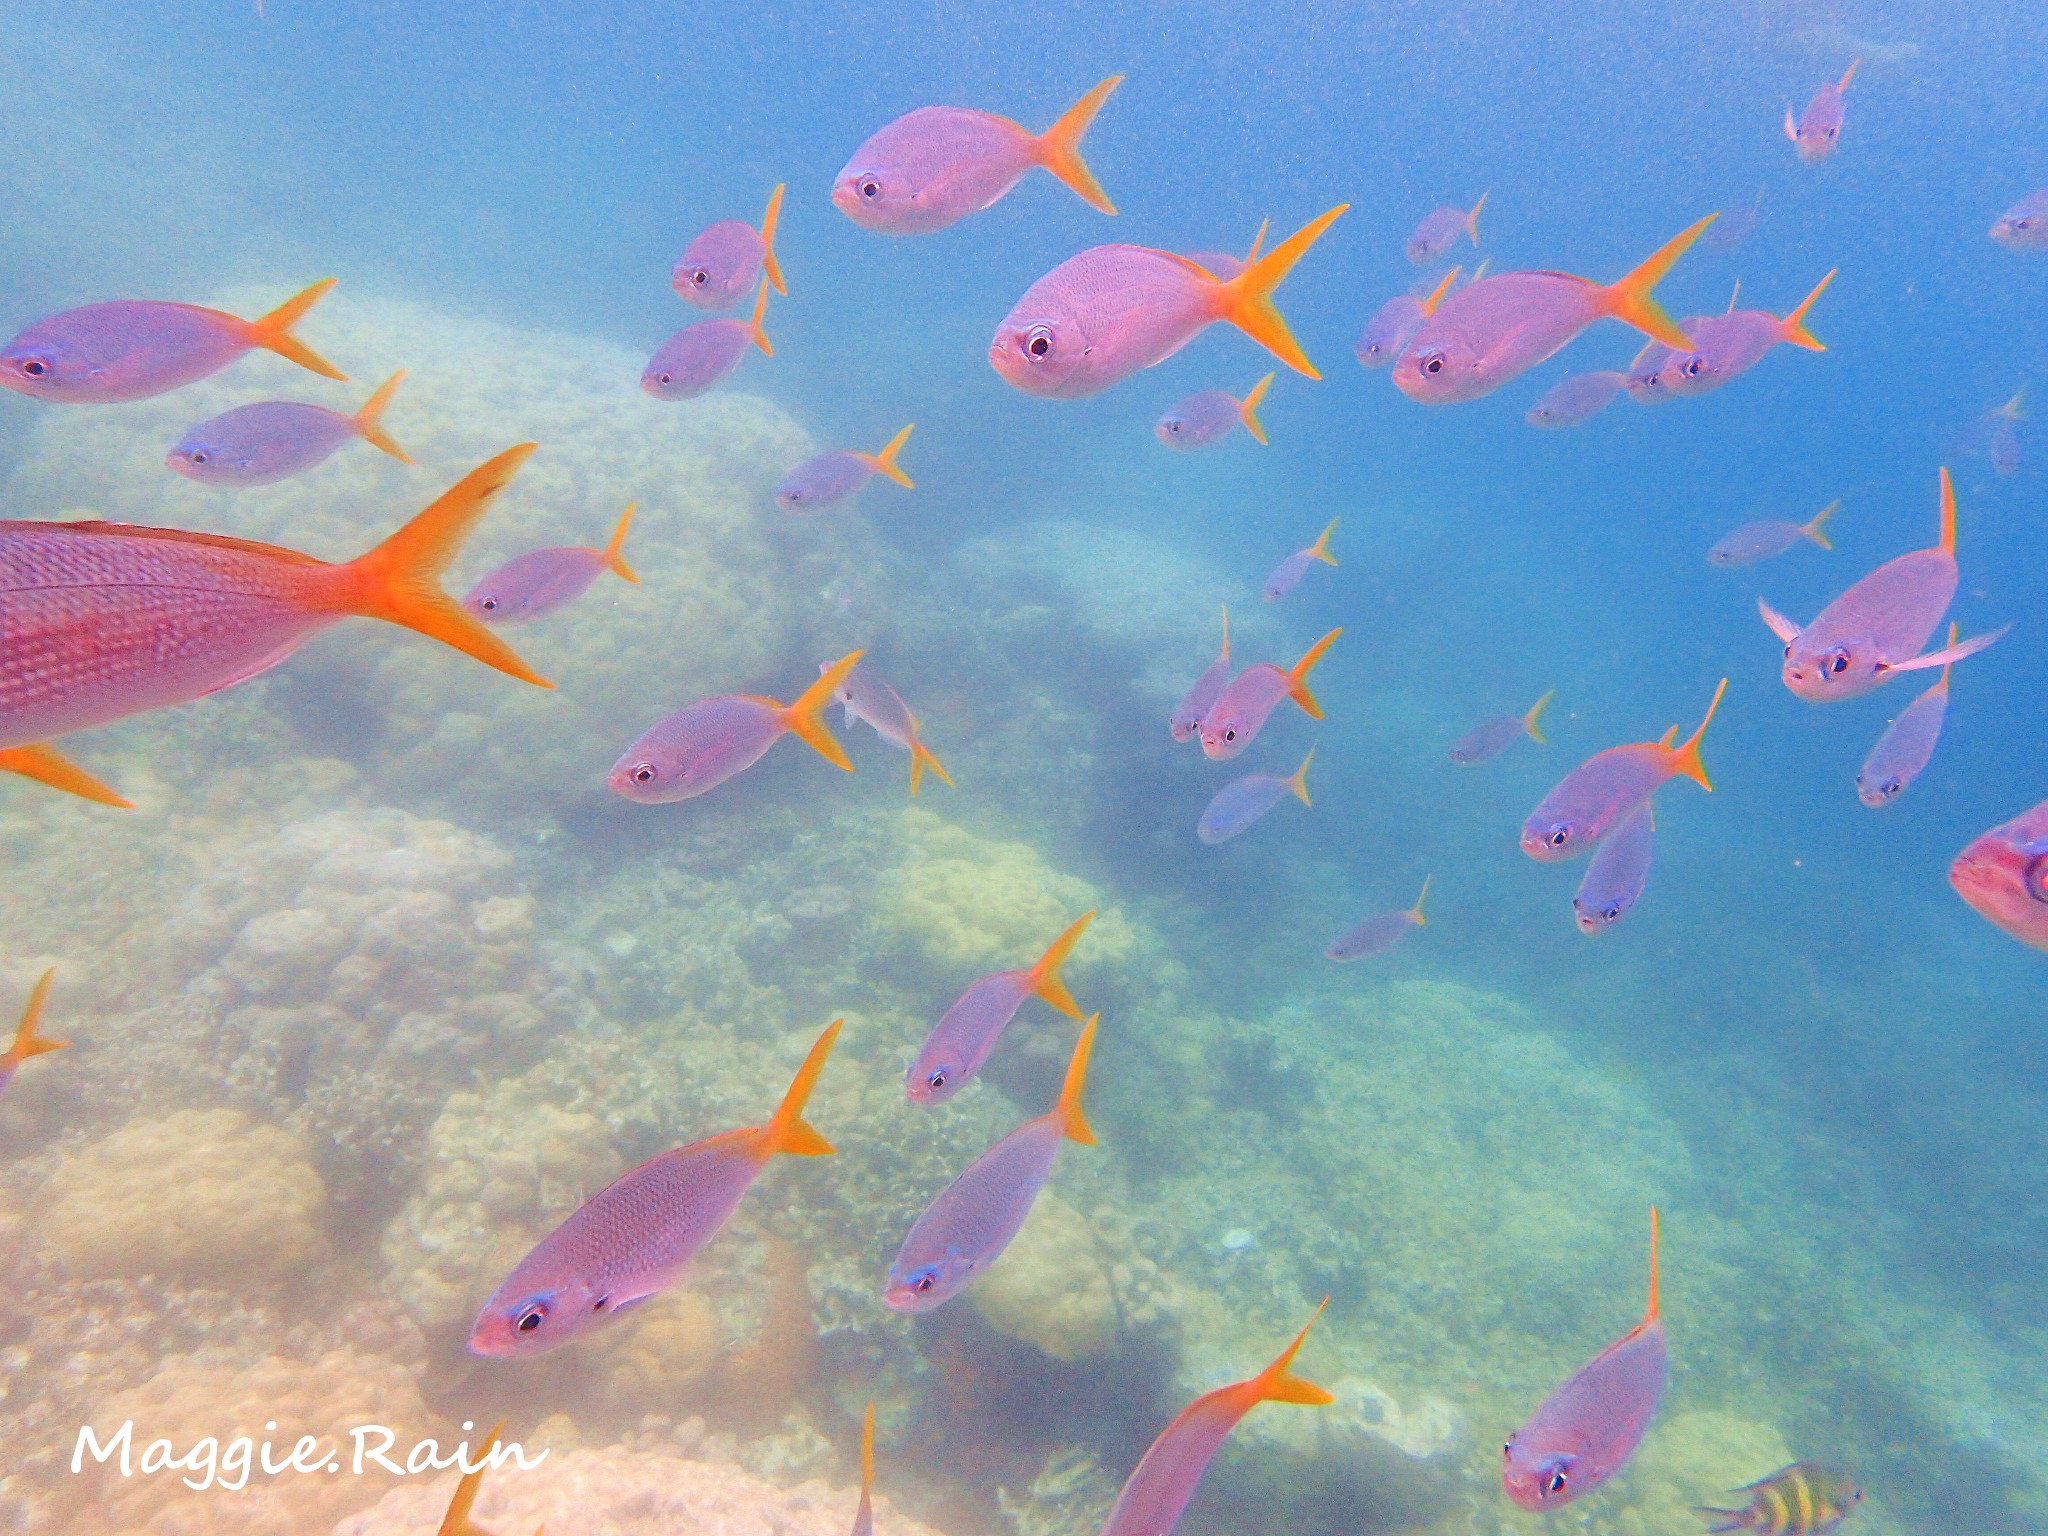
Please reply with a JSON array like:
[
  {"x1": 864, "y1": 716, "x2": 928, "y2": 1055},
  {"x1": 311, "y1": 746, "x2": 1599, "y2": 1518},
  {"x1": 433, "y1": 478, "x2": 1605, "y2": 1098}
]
[
  {"x1": 244, "y1": 278, "x2": 347, "y2": 381},
  {"x1": 784, "y1": 652, "x2": 862, "y2": 770},
  {"x1": 1028, "y1": 910, "x2": 1096, "y2": 1019},
  {"x1": 1215, "y1": 205, "x2": 1349, "y2": 379},
  {"x1": 1034, "y1": 76, "x2": 1123, "y2": 215},
  {"x1": 1247, "y1": 1301, "x2": 1335, "y2": 1406},
  {"x1": 7, "y1": 969, "x2": 64, "y2": 1065},
  {"x1": 760, "y1": 1019, "x2": 842, "y2": 1158},
  {"x1": 1600, "y1": 217, "x2": 1715, "y2": 350},
  {"x1": 1286, "y1": 628, "x2": 1342, "y2": 720}
]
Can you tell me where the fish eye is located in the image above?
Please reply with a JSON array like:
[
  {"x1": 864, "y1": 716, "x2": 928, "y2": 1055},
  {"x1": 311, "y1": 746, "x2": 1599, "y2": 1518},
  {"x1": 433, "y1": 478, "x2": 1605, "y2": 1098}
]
[
  {"x1": 479, "y1": 597, "x2": 497, "y2": 611},
  {"x1": 1222, "y1": 728, "x2": 1237, "y2": 742},
  {"x1": 1547, "y1": 826, "x2": 1571, "y2": 848},
  {"x1": 1684, "y1": 358, "x2": 1703, "y2": 378},
  {"x1": 913, "y1": 1270, "x2": 937, "y2": 1294},
  {"x1": 516, "y1": 1302, "x2": 548, "y2": 1333},
  {"x1": 658, "y1": 372, "x2": 673, "y2": 387},
  {"x1": 861, "y1": 178, "x2": 880, "y2": 199},
  {"x1": 631, "y1": 763, "x2": 657, "y2": 784},
  {"x1": 1602, "y1": 902, "x2": 1621, "y2": 921},
  {"x1": 1423, "y1": 352, "x2": 1444, "y2": 374},
  {"x1": 1827, "y1": 648, "x2": 1851, "y2": 675},
  {"x1": 2025, "y1": 853, "x2": 2048, "y2": 904},
  {"x1": 926, "y1": 1068, "x2": 947, "y2": 1091},
  {"x1": 1024, "y1": 325, "x2": 1055, "y2": 360},
  {"x1": 1545, "y1": 1469, "x2": 1568, "y2": 1495},
  {"x1": 691, "y1": 268, "x2": 709, "y2": 287},
  {"x1": 2019, "y1": 217, "x2": 2034, "y2": 231},
  {"x1": 20, "y1": 358, "x2": 47, "y2": 377},
  {"x1": 191, "y1": 449, "x2": 209, "y2": 464}
]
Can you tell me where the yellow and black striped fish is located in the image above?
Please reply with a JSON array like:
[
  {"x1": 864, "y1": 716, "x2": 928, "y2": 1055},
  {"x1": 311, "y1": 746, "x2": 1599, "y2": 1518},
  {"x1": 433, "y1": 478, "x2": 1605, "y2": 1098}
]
[{"x1": 1697, "y1": 1462, "x2": 1863, "y2": 1535}]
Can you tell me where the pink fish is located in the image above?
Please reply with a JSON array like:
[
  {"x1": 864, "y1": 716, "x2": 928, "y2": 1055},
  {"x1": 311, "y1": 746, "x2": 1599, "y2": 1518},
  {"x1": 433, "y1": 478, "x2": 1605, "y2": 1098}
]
[
  {"x1": 1198, "y1": 749, "x2": 1312, "y2": 845},
  {"x1": 1660, "y1": 272, "x2": 1833, "y2": 396},
  {"x1": 465, "y1": 503, "x2": 639, "y2": 625},
  {"x1": 469, "y1": 1019, "x2": 840, "y2": 1356},
  {"x1": 1573, "y1": 805, "x2": 1653, "y2": 934},
  {"x1": 1503, "y1": 1208, "x2": 1666, "y2": 1510},
  {"x1": 777, "y1": 425, "x2": 915, "y2": 511},
  {"x1": 1699, "y1": 187, "x2": 1764, "y2": 251},
  {"x1": 1786, "y1": 61, "x2": 1858, "y2": 164},
  {"x1": 1760, "y1": 469, "x2": 2006, "y2": 703},
  {"x1": 1393, "y1": 217, "x2": 1712, "y2": 404},
  {"x1": 608, "y1": 651, "x2": 862, "y2": 803},
  {"x1": 1622, "y1": 336, "x2": 1681, "y2": 403},
  {"x1": 1170, "y1": 608, "x2": 1230, "y2": 742},
  {"x1": 0, "y1": 447, "x2": 548, "y2": 809},
  {"x1": 1357, "y1": 267, "x2": 1462, "y2": 370},
  {"x1": 906, "y1": 912, "x2": 1094, "y2": 1104},
  {"x1": 1156, "y1": 373, "x2": 1273, "y2": 449},
  {"x1": 0, "y1": 969, "x2": 63, "y2": 1100},
  {"x1": 1706, "y1": 502, "x2": 1837, "y2": 568},
  {"x1": 1262, "y1": 519, "x2": 1338, "y2": 600},
  {"x1": 1526, "y1": 371, "x2": 1627, "y2": 428},
  {"x1": 990, "y1": 206, "x2": 1349, "y2": 399},
  {"x1": 833, "y1": 77, "x2": 1122, "y2": 234},
  {"x1": 1325, "y1": 876, "x2": 1429, "y2": 961},
  {"x1": 1200, "y1": 628, "x2": 1340, "y2": 761},
  {"x1": 1857, "y1": 625, "x2": 1954, "y2": 807},
  {"x1": 673, "y1": 184, "x2": 786, "y2": 309},
  {"x1": 1521, "y1": 679, "x2": 1725, "y2": 861},
  {"x1": 1949, "y1": 799, "x2": 2048, "y2": 952},
  {"x1": 1098, "y1": 1309, "x2": 1331, "y2": 1536},
  {"x1": 1183, "y1": 220, "x2": 1268, "y2": 282},
  {"x1": 0, "y1": 279, "x2": 345, "y2": 403},
  {"x1": 642, "y1": 281, "x2": 771, "y2": 400},
  {"x1": 828, "y1": 658, "x2": 951, "y2": 794},
  {"x1": 167, "y1": 371, "x2": 411, "y2": 485},
  {"x1": 1406, "y1": 193, "x2": 1486, "y2": 265},
  {"x1": 885, "y1": 1015, "x2": 1096, "y2": 1311},
  {"x1": 1990, "y1": 189, "x2": 2048, "y2": 251},
  {"x1": 1449, "y1": 691, "x2": 1552, "y2": 765}
]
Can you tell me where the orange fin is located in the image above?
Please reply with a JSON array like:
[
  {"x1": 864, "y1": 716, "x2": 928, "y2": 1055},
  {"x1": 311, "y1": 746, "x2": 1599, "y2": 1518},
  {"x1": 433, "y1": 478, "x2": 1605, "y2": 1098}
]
[
  {"x1": 1465, "y1": 191, "x2": 1488, "y2": 244},
  {"x1": 1644, "y1": 1206, "x2": 1661, "y2": 1324},
  {"x1": 1801, "y1": 500, "x2": 1839, "y2": 549},
  {"x1": 1034, "y1": 76, "x2": 1123, "y2": 215},
  {"x1": 602, "y1": 503, "x2": 640, "y2": 583},
  {"x1": 1052, "y1": 1014, "x2": 1099, "y2": 1145},
  {"x1": 1213, "y1": 206, "x2": 1348, "y2": 378},
  {"x1": 760, "y1": 1019, "x2": 842, "y2": 1158},
  {"x1": 856, "y1": 424, "x2": 915, "y2": 489},
  {"x1": 1307, "y1": 517, "x2": 1339, "y2": 566},
  {"x1": 1285, "y1": 628, "x2": 1342, "y2": 720},
  {"x1": 244, "y1": 278, "x2": 346, "y2": 381},
  {"x1": 1937, "y1": 466, "x2": 1956, "y2": 556},
  {"x1": 1408, "y1": 873, "x2": 1431, "y2": 925},
  {"x1": 1522, "y1": 689, "x2": 1554, "y2": 744},
  {"x1": 1242, "y1": 218, "x2": 1270, "y2": 265},
  {"x1": 1027, "y1": 911, "x2": 1096, "y2": 1020},
  {"x1": 907, "y1": 731, "x2": 952, "y2": 796},
  {"x1": 1420, "y1": 265, "x2": 1460, "y2": 317},
  {"x1": 784, "y1": 651, "x2": 862, "y2": 770},
  {"x1": 856, "y1": 1401, "x2": 875, "y2": 1535},
  {"x1": 342, "y1": 446, "x2": 552, "y2": 687},
  {"x1": 1238, "y1": 373, "x2": 1274, "y2": 445},
  {"x1": 352, "y1": 371, "x2": 413, "y2": 462},
  {"x1": 1780, "y1": 269, "x2": 1834, "y2": 351},
  {"x1": 1247, "y1": 1300, "x2": 1335, "y2": 1407},
  {"x1": 1596, "y1": 217, "x2": 1715, "y2": 350},
  {"x1": 1838, "y1": 58, "x2": 1860, "y2": 92},
  {"x1": 746, "y1": 280, "x2": 773, "y2": 356},
  {"x1": 0, "y1": 743, "x2": 132, "y2": 808},
  {"x1": 1287, "y1": 747, "x2": 1314, "y2": 807},
  {"x1": 437, "y1": 1421, "x2": 504, "y2": 1536},
  {"x1": 759, "y1": 183, "x2": 787, "y2": 296},
  {"x1": 1669, "y1": 677, "x2": 1727, "y2": 792},
  {"x1": 6, "y1": 969, "x2": 64, "y2": 1065}
]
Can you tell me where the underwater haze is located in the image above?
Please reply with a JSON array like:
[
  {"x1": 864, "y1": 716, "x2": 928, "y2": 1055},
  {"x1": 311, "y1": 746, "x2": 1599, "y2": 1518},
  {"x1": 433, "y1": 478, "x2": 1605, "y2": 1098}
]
[{"x1": 3, "y1": 2, "x2": 2047, "y2": 1536}]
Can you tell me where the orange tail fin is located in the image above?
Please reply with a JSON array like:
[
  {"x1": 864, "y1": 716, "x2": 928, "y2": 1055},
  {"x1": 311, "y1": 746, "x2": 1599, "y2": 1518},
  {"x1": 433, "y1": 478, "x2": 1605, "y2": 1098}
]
[
  {"x1": 782, "y1": 651, "x2": 862, "y2": 770},
  {"x1": 341, "y1": 446, "x2": 551, "y2": 687},
  {"x1": 1668, "y1": 677, "x2": 1727, "y2": 791},
  {"x1": 1287, "y1": 747, "x2": 1314, "y2": 807},
  {"x1": 759, "y1": 183, "x2": 787, "y2": 296},
  {"x1": 760, "y1": 1019, "x2": 842, "y2": 1158},
  {"x1": 1801, "y1": 499, "x2": 1839, "y2": 549},
  {"x1": 1307, "y1": 517, "x2": 1339, "y2": 566},
  {"x1": 0, "y1": 743, "x2": 132, "y2": 808},
  {"x1": 1238, "y1": 373, "x2": 1274, "y2": 445},
  {"x1": 352, "y1": 371, "x2": 412, "y2": 462},
  {"x1": 1214, "y1": 206, "x2": 1349, "y2": 378},
  {"x1": 855, "y1": 1401, "x2": 875, "y2": 1536},
  {"x1": 1408, "y1": 873, "x2": 1431, "y2": 925},
  {"x1": 1051, "y1": 1014, "x2": 1099, "y2": 1145},
  {"x1": 746, "y1": 280, "x2": 773, "y2": 356},
  {"x1": 907, "y1": 732, "x2": 952, "y2": 796},
  {"x1": 1034, "y1": 76, "x2": 1123, "y2": 215},
  {"x1": 1286, "y1": 628, "x2": 1342, "y2": 720},
  {"x1": 438, "y1": 1421, "x2": 504, "y2": 1536},
  {"x1": 1644, "y1": 1206, "x2": 1661, "y2": 1324},
  {"x1": 602, "y1": 503, "x2": 640, "y2": 583},
  {"x1": 856, "y1": 424, "x2": 915, "y2": 489},
  {"x1": 1597, "y1": 217, "x2": 1715, "y2": 350},
  {"x1": 244, "y1": 278, "x2": 346, "y2": 381},
  {"x1": 1522, "y1": 689, "x2": 1554, "y2": 744},
  {"x1": 6, "y1": 969, "x2": 64, "y2": 1065},
  {"x1": 1937, "y1": 466, "x2": 1957, "y2": 556},
  {"x1": 1026, "y1": 911, "x2": 1096, "y2": 1019},
  {"x1": 1780, "y1": 269, "x2": 1834, "y2": 351},
  {"x1": 1465, "y1": 190, "x2": 1488, "y2": 243},
  {"x1": 1245, "y1": 1301, "x2": 1335, "y2": 1407},
  {"x1": 1838, "y1": 58, "x2": 1860, "y2": 92}
]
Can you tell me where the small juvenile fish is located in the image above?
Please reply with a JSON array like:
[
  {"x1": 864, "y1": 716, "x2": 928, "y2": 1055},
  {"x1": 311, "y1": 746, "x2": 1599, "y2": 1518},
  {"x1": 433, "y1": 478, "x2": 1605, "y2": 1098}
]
[
  {"x1": 1760, "y1": 469, "x2": 2006, "y2": 703},
  {"x1": 1325, "y1": 876, "x2": 1430, "y2": 961},
  {"x1": 1697, "y1": 1462, "x2": 1864, "y2": 1535},
  {"x1": 1573, "y1": 805, "x2": 1653, "y2": 934},
  {"x1": 1406, "y1": 193, "x2": 1487, "y2": 265},
  {"x1": 907, "y1": 912, "x2": 1094, "y2": 1104},
  {"x1": 1449, "y1": 691, "x2": 1552, "y2": 765},
  {"x1": 1699, "y1": 187, "x2": 1764, "y2": 251},
  {"x1": 1990, "y1": 189, "x2": 2048, "y2": 251},
  {"x1": 1527, "y1": 371, "x2": 1626, "y2": 428},
  {"x1": 1183, "y1": 219, "x2": 1268, "y2": 282},
  {"x1": 1355, "y1": 267, "x2": 1461, "y2": 368},
  {"x1": 1707, "y1": 501, "x2": 1838, "y2": 568},
  {"x1": 1394, "y1": 217, "x2": 1714, "y2": 403},
  {"x1": 673, "y1": 184, "x2": 786, "y2": 308},
  {"x1": 1786, "y1": 61, "x2": 1858, "y2": 164},
  {"x1": 168, "y1": 371, "x2": 411, "y2": 485},
  {"x1": 849, "y1": 1404, "x2": 875, "y2": 1536},
  {"x1": 990, "y1": 206, "x2": 1348, "y2": 399},
  {"x1": 469, "y1": 1020, "x2": 840, "y2": 1356},
  {"x1": 0, "y1": 446, "x2": 548, "y2": 809},
  {"x1": 0, "y1": 279, "x2": 344, "y2": 402},
  {"x1": 834, "y1": 77, "x2": 1122, "y2": 234},
  {"x1": 1199, "y1": 628, "x2": 1341, "y2": 760},
  {"x1": 1156, "y1": 374, "x2": 1273, "y2": 449},
  {"x1": 885, "y1": 1015, "x2": 1097, "y2": 1311},
  {"x1": 1661, "y1": 272, "x2": 1833, "y2": 396},
  {"x1": 465, "y1": 503, "x2": 639, "y2": 625},
  {"x1": 1521, "y1": 678, "x2": 1725, "y2": 860},
  {"x1": 776, "y1": 425, "x2": 915, "y2": 511},
  {"x1": 1986, "y1": 389, "x2": 2025, "y2": 475},
  {"x1": 1857, "y1": 624, "x2": 1954, "y2": 807},
  {"x1": 1262, "y1": 518, "x2": 1338, "y2": 600},
  {"x1": 1503, "y1": 1209, "x2": 1667, "y2": 1510},
  {"x1": 1098, "y1": 1309, "x2": 1331, "y2": 1536},
  {"x1": 432, "y1": 1422, "x2": 540, "y2": 1536},
  {"x1": 828, "y1": 659, "x2": 951, "y2": 794},
  {"x1": 1197, "y1": 749, "x2": 1312, "y2": 845},
  {"x1": 1948, "y1": 797, "x2": 2048, "y2": 952},
  {"x1": 1170, "y1": 608, "x2": 1230, "y2": 742},
  {"x1": 608, "y1": 651, "x2": 862, "y2": 803},
  {"x1": 0, "y1": 969, "x2": 63, "y2": 1099},
  {"x1": 642, "y1": 281, "x2": 771, "y2": 400}
]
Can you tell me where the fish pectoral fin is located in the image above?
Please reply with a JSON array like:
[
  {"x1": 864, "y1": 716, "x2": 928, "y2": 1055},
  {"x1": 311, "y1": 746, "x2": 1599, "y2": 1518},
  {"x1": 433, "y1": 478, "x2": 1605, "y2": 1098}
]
[
  {"x1": 1879, "y1": 624, "x2": 2011, "y2": 674},
  {"x1": 1757, "y1": 596, "x2": 1802, "y2": 645}
]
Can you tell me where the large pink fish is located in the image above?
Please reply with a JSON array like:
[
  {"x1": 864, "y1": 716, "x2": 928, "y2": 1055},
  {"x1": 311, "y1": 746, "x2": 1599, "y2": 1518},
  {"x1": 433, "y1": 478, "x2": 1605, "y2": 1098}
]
[
  {"x1": 465, "y1": 503, "x2": 639, "y2": 625},
  {"x1": 642, "y1": 282, "x2": 771, "y2": 400},
  {"x1": 167, "y1": 371, "x2": 411, "y2": 485},
  {"x1": 1856, "y1": 625, "x2": 1954, "y2": 808},
  {"x1": 906, "y1": 912, "x2": 1094, "y2": 1104},
  {"x1": 885, "y1": 1016, "x2": 1096, "y2": 1311},
  {"x1": 990, "y1": 206, "x2": 1348, "y2": 399},
  {"x1": 1156, "y1": 374, "x2": 1272, "y2": 449},
  {"x1": 1949, "y1": 799, "x2": 2048, "y2": 952},
  {"x1": 1405, "y1": 193, "x2": 1486, "y2": 265},
  {"x1": 777, "y1": 425, "x2": 915, "y2": 512},
  {"x1": 1170, "y1": 608, "x2": 1230, "y2": 743},
  {"x1": 0, "y1": 279, "x2": 345, "y2": 403},
  {"x1": 1098, "y1": 1309, "x2": 1331, "y2": 1536},
  {"x1": 1759, "y1": 469, "x2": 2006, "y2": 703},
  {"x1": 1502, "y1": 1209, "x2": 1666, "y2": 1510},
  {"x1": 0, "y1": 969, "x2": 63, "y2": 1100},
  {"x1": 1393, "y1": 217, "x2": 1712, "y2": 404},
  {"x1": 607, "y1": 651, "x2": 862, "y2": 803},
  {"x1": 1521, "y1": 679, "x2": 1724, "y2": 861},
  {"x1": 1786, "y1": 61, "x2": 1858, "y2": 164},
  {"x1": 1199, "y1": 628, "x2": 1341, "y2": 761},
  {"x1": 1659, "y1": 272, "x2": 1832, "y2": 396},
  {"x1": 0, "y1": 447, "x2": 548, "y2": 809},
  {"x1": 833, "y1": 78, "x2": 1122, "y2": 234},
  {"x1": 469, "y1": 1019, "x2": 840, "y2": 1357},
  {"x1": 673, "y1": 184, "x2": 786, "y2": 309}
]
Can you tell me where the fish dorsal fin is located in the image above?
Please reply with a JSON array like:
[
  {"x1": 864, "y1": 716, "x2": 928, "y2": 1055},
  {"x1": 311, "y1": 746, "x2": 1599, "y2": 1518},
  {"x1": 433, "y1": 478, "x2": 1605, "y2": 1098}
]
[
  {"x1": 15, "y1": 519, "x2": 327, "y2": 565},
  {"x1": 1936, "y1": 466, "x2": 1956, "y2": 556}
]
